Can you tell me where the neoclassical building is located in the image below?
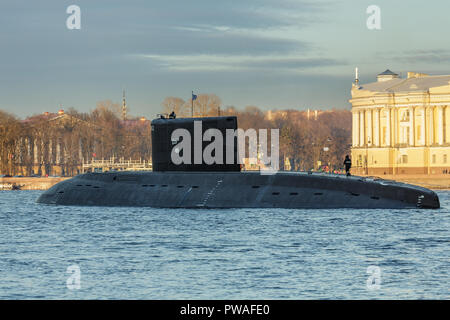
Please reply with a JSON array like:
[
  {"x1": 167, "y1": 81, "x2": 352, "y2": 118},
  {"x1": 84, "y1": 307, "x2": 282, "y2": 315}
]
[{"x1": 350, "y1": 70, "x2": 450, "y2": 175}]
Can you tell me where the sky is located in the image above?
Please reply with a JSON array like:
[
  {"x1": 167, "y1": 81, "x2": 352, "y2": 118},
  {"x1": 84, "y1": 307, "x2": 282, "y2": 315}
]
[{"x1": 1, "y1": 0, "x2": 450, "y2": 119}]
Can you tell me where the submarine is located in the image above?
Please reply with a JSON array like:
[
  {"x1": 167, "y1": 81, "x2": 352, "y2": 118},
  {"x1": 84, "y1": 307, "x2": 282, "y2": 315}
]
[{"x1": 37, "y1": 116, "x2": 440, "y2": 209}]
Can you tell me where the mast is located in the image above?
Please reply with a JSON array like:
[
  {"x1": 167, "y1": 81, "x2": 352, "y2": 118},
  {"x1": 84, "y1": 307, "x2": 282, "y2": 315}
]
[{"x1": 122, "y1": 90, "x2": 127, "y2": 120}]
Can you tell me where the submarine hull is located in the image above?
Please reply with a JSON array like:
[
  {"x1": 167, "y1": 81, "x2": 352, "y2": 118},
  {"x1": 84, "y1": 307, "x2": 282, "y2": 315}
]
[{"x1": 37, "y1": 171, "x2": 440, "y2": 209}]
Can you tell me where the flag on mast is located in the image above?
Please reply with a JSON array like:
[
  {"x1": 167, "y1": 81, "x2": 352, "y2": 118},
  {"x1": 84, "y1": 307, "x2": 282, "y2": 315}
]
[{"x1": 191, "y1": 91, "x2": 197, "y2": 117}]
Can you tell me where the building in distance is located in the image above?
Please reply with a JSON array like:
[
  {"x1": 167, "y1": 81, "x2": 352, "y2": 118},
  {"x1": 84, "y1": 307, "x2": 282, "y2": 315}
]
[{"x1": 350, "y1": 70, "x2": 450, "y2": 175}]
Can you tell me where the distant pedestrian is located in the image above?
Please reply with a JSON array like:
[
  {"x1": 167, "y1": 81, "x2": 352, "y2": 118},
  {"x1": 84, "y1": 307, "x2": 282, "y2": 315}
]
[{"x1": 344, "y1": 155, "x2": 352, "y2": 176}]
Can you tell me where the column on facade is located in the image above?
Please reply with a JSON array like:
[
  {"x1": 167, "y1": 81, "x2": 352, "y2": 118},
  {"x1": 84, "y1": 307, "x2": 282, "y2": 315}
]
[
  {"x1": 25, "y1": 137, "x2": 30, "y2": 159},
  {"x1": 429, "y1": 106, "x2": 434, "y2": 145},
  {"x1": 33, "y1": 138, "x2": 38, "y2": 164},
  {"x1": 56, "y1": 140, "x2": 61, "y2": 164},
  {"x1": 391, "y1": 108, "x2": 395, "y2": 145},
  {"x1": 359, "y1": 109, "x2": 365, "y2": 146},
  {"x1": 425, "y1": 107, "x2": 428, "y2": 145},
  {"x1": 367, "y1": 109, "x2": 372, "y2": 146},
  {"x1": 48, "y1": 139, "x2": 52, "y2": 163},
  {"x1": 352, "y1": 110, "x2": 359, "y2": 147},
  {"x1": 374, "y1": 108, "x2": 380, "y2": 146},
  {"x1": 421, "y1": 106, "x2": 426, "y2": 146},
  {"x1": 392, "y1": 108, "x2": 397, "y2": 146},
  {"x1": 79, "y1": 139, "x2": 83, "y2": 163},
  {"x1": 385, "y1": 108, "x2": 391, "y2": 146},
  {"x1": 437, "y1": 105, "x2": 444, "y2": 145},
  {"x1": 395, "y1": 107, "x2": 399, "y2": 146},
  {"x1": 445, "y1": 105, "x2": 450, "y2": 144},
  {"x1": 409, "y1": 106, "x2": 415, "y2": 146}
]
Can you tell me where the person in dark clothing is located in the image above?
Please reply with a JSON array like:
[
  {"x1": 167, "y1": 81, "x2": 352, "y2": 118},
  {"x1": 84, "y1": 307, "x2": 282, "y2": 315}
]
[
  {"x1": 169, "y1": 111, "x2": 176, "y2": 119},
  {"x1": 344, "y1": 155, "x2": 352, "y2": 176}
]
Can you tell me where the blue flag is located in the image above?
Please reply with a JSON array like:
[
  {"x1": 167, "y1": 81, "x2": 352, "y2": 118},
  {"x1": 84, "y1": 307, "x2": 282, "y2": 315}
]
[{"x1": 192, "y1": 93, "x2": 197, "y2": 101}]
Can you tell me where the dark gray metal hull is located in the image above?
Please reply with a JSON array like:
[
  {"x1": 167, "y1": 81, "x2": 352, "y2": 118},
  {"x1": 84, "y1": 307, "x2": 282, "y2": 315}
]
[{"x1": 36, "y1": 171, "x2": 440, "y2": 209}]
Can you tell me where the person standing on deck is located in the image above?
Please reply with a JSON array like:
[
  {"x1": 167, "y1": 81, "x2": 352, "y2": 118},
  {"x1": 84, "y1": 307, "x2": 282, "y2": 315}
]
[{"x1": 344, "y1": 155, "x2": 352, "y2": 176}]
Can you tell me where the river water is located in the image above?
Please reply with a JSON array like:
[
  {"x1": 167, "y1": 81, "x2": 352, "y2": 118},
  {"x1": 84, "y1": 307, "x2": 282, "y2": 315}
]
[{"x1": 0, "y1": 190, "x2": 449, "y2": 299}]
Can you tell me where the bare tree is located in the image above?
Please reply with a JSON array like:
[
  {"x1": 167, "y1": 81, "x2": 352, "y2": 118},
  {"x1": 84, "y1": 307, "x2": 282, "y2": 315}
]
[
  {"x1": 161, "y1": 97, "x2": 187, "y2": 117},
  {"x1": 193, "y1": 94, "x2": 222, "y2": 117},
  {"x1": 0, "y1": 110, "x2": 22, "y2": 175},
  {"x1": 96, "y1": 100, "x2": 122, "y2": 119}
]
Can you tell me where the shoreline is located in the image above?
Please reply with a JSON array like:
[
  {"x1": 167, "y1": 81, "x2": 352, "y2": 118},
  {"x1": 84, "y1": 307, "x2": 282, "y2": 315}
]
[
  {"x1": 0, "y1": 177, "x2": 70, "y2": 190},
  {"x1": 358, "y1": 174, "x2": 450, "y2": 190}
]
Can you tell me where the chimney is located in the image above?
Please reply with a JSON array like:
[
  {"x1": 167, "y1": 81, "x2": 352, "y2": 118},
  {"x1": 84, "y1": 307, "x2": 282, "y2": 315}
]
[{"x1": 407, "y1": 72, "x2": 428, "y2": 79}]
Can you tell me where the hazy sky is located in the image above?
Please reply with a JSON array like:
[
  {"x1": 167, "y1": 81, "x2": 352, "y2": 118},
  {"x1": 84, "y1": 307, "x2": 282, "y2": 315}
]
[{"x1": 1, "y1": 0, "x2": 450, "y2": 118}]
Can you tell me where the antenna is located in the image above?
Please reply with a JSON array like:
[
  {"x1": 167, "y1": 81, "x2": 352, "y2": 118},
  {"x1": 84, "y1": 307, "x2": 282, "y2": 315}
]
[{"x1": 122, "y1": 89, "x2": 127, "y2": 120}]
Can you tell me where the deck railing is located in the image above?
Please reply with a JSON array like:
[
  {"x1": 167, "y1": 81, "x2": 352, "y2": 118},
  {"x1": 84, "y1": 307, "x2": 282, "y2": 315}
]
[{"x1": 82, "y1": 157, "x2": 152, "y2": 173}]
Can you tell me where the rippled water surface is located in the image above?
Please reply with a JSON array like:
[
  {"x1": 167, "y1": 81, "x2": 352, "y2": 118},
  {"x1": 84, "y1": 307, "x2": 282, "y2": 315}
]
[{"x1": 0, "y1": 190, "x2": 449, "y2": 299}]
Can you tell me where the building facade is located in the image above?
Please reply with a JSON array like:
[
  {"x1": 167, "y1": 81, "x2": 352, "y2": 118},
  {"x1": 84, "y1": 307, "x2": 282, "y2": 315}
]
[
  {"x1": 14, "y1": 110, "x2": 99, "y2": 176},
  {"x1": 10, "y1": 110, "x2": 151, "y2": 177},
  {"x1": 350, "y1": 70, "x2": 450, "y2": 175}
]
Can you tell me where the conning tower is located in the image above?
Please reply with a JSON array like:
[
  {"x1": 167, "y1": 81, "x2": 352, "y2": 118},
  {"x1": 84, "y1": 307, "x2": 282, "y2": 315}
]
[{"x1": 151, "y1": 116, "x2": 240, "y2": 172}]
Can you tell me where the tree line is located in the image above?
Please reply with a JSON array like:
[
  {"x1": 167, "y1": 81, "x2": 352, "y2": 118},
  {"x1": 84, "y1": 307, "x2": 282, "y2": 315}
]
[
  {"x1": 0, "y1": 101, "x2": 152, "y2": 176},
  {"x1": 0, "y1": 94, "x2": 351, "y2": 176},
  {"x1": 221, "y1": 106, "x2": 351, "y2": 172}
]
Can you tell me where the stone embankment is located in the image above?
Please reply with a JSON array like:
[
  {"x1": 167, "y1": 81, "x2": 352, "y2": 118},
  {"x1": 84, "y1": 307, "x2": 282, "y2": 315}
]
[
  {"x1": 1, "y1": 174, "x2": 449, "y2": 191},
  {"x1": 362, "y1": 174, "x2": 450, "y2": 190},
  {"x1": 0, "y1": 177, "x2": 70, "y2": 190}
]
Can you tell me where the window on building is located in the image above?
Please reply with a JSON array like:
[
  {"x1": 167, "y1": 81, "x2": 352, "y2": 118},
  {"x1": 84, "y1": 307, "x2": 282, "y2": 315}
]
[
  {"x1": 402, "y1": 155, "x2": 408, "y2": 164},
  {"x1": 432, "y1": 154, "x2": 436, "y2": 164},
  {"x1": 444, "y1": 154, "x2": 448, "y2": 164},
  {"x1": 401, "y1": 110, "x2": 410, "y2": 122}
]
